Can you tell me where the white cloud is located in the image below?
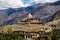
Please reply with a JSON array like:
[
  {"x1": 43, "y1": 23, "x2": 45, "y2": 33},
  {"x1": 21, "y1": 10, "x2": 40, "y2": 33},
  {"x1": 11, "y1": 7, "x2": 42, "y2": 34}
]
[
  {"x1": 0, "y1": 0, "x2": 24, "y2": 8},
  {"x1": 34, "y1": 0, "x2": 59, "y2": 3},
  {"x1": 0, "y1": 0, "x2": 59, "y2": 10}
]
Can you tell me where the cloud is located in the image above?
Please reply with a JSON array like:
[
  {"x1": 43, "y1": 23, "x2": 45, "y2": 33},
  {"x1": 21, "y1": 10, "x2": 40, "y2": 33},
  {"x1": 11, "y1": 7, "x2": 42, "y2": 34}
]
[
  {"x1": 0, "y1": 0, "x2": 24, "y2": 8},
  {"x1": 0, "y1": 0, "x2": 59, "y2": 10},
  {"x1": 34, "y1": 0, "x2": 59, "y2": 3}
]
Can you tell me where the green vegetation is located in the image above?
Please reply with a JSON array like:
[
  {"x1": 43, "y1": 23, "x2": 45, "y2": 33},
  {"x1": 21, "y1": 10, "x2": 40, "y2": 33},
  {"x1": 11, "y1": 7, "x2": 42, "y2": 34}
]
[
  {"x1": 0, "y1": 33, "x2": 25, "y2": 40},
  {"x1": 51, "y1": 29, "x2": 60, "y2": 40}
]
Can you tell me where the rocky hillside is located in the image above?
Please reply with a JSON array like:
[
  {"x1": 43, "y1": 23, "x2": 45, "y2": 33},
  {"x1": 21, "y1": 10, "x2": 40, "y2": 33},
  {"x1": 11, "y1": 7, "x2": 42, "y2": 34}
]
[
  {"x1": 53, "y1": 11, "x2": 60, "y2": 20},
  {"x1": 0, "y1": 1, "x2": 60, "y2": 26}
]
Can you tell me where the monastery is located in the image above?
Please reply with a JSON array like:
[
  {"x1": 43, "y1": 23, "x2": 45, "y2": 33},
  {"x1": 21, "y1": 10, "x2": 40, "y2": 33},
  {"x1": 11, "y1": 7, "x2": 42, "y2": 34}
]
[{"x1": 1, "y1": 13, "x2": 52, "y2": 40}]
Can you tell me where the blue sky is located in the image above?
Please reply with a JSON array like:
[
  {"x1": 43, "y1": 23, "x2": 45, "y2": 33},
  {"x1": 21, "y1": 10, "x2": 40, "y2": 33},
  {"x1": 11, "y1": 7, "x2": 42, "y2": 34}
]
[
  {"x1": 21, "y1": 0, "x2": 36, "y2": 6},
  {"x1": 0, "y1": 0, "x2": 59, "y2": 9}
]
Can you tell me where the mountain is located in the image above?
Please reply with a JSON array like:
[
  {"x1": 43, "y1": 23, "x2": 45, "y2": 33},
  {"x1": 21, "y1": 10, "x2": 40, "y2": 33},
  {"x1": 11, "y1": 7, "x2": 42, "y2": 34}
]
[
  {"x1": 0, "y1": 1, "x2": 60, "y2": 26},
  {"x1": 53, "y1": 11, "x2": 60, "y2": 20},
  {"x1": 50, "y1": 1, "x2": 60, "y2": 6}
]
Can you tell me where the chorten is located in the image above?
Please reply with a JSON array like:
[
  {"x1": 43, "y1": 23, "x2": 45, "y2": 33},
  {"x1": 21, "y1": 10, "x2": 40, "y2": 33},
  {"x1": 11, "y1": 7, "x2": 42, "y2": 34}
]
[
  {"x1": 26, "y1": 13, "x2": 34, "y2": 19},
  {"x1": 22, "y1": 13, "x2": 34, "y2": 21}
]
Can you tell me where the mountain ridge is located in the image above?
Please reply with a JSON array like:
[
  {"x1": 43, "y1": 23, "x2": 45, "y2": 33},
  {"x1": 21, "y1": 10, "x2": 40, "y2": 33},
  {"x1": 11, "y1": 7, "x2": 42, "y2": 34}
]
[{"x1": 0, "y1": 1, "x2": 60, "y2": 26}]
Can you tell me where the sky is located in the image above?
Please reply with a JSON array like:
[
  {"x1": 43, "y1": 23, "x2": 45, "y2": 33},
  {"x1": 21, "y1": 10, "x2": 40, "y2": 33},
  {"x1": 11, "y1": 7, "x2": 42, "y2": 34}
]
[{"x1": 0, "y1": 0, "x2": 59, "y2": 9}]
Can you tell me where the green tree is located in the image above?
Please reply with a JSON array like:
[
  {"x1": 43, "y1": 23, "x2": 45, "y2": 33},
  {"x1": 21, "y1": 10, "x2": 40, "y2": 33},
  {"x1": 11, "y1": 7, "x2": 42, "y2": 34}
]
[{"x1": 51, "y1": 29, "x2": 60, "y2": 40}]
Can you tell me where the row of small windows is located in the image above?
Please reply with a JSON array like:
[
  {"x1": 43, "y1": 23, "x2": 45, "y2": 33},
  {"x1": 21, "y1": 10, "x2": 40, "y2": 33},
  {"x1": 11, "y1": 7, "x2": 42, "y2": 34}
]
[{"x1": 50, "y1": 25, "x2": 56, "y2": 28}]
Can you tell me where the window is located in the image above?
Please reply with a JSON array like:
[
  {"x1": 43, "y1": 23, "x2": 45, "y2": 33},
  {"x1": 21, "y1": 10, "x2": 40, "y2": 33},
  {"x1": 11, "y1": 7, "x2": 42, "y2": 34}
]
[
  {"x1": 51, "y1": 25, "x2": 54, "y2": 27},
  {"x1": 54, "y1": 25, "x2": 56, "y2": 28}
]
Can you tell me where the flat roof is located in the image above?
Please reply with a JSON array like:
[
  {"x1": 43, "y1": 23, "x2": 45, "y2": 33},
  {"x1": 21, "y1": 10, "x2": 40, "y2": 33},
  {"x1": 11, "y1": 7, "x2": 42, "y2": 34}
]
[{"x1": 0, "y1": 24, "x2": 52, "y2": 33}]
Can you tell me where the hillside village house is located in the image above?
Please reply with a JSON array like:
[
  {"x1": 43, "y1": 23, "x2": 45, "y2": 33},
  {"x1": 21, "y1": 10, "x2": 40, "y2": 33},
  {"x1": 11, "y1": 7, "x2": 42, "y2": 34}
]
[{"x1": 45, "y1": 19, "x2": 60, "y2": 30}]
